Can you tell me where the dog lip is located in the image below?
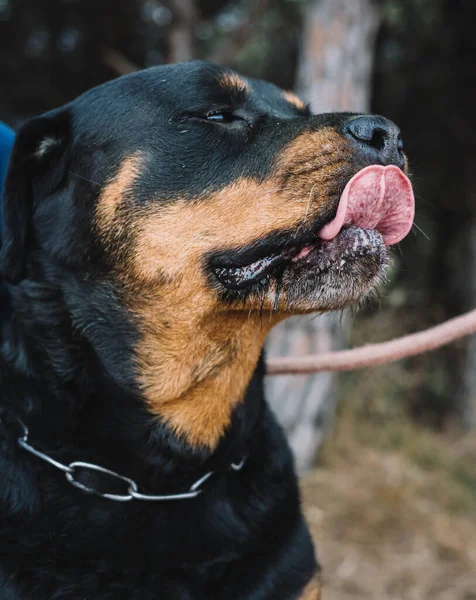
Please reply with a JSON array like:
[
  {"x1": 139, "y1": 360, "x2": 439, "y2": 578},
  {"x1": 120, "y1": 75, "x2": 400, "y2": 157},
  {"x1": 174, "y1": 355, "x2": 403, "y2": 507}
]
[
  {"x1": 207, "y1": 211, "x2": 343, "y2": 290},
  {"x1": 210, "y1": 242, "x2": 309, "y2": 290},
  {"x1": 208, "y1": 229, "x2": 321, "y2": 272},
  {"x1": 213, "y1": 252, "x2": 287, "y2": 290},
  {"x1": 211, "y1": 224, "x2": 387, "y2": 292}
]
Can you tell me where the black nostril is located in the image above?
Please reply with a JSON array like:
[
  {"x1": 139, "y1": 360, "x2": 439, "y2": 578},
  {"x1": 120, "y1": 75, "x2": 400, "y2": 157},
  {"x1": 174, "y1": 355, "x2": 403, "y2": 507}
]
[
  {"x1": 343, "y1": 115, "x2": 404, "y2": 166},
  {"x1": 369, "y1": 128, "x2": 386, "y2": 151}
]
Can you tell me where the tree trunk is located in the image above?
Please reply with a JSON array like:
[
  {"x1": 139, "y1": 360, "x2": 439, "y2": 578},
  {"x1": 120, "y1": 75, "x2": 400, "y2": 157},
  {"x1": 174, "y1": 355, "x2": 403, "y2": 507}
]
[
  {"x1": 266, "y1": 0, "x2": 380, "y2": 472},
  {"x1": 168, "y1": 0, "x2": 199, "y2": 63},
  {"x1": 295, "y1": 0, "x2": 379, "y2": 112}
]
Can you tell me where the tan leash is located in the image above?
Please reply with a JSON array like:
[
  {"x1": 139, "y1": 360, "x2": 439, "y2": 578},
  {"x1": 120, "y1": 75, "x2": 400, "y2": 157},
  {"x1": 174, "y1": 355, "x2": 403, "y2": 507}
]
[{"x1": 266, "y1": 308, "x2": 476, "y2": 375}]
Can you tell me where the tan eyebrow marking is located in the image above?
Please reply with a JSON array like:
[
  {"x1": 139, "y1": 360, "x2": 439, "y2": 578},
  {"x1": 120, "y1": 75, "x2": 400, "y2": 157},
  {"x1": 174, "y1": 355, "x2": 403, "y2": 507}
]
[
  {"x1": 218, "y1": 73, "x2": 249, "y2": 94},
  {"x1": 282, "y1": 90, "x2": 307, "y2": 111}
]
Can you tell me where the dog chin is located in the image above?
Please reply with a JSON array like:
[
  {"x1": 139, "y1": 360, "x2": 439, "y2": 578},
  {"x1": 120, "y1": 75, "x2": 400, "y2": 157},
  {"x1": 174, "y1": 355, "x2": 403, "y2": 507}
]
[
  {"x1": 279, "y1": 254, "x2": 388, "y2": 314},
  {"x1": 278, "y1": 226, "x2": 389, "y2": 312}
]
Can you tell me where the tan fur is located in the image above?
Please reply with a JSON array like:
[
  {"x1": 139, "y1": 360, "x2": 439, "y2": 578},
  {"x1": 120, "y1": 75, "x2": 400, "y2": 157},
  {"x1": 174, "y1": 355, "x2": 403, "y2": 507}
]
[
  {"x1": 282, "y1": 90, "x2": 307, "y2": 112},
  {"x1": 133, "y1": 306, "x2": 273, "y2": 448},
  {"x1": 96, "y1": 129, "x2": 351, "y2": 449},
  {"x1": 133, "y1": 180, "x2": 326, "y2": 282},
  {"x1": 276, "y1": 128, "x2": 351, "y2": 173},
  {"x1": 218, "y1": 73, "x2": 249, "y2": 93},
  {"x1": 95, "y1": 154, "x2": 142, "y2": 241},
  {"x1": 298, "y1": 573, "x2": 322, "y2": 599}
]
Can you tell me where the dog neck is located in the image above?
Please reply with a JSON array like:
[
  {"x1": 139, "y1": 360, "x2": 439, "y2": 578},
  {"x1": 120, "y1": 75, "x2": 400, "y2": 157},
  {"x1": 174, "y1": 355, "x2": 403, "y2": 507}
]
[
  {"x1": 2, "y1": 275, "x2": 275, "y2": 464},
  {"x1": 133, "y1": 305, "x2": 277, "y2": 451}
]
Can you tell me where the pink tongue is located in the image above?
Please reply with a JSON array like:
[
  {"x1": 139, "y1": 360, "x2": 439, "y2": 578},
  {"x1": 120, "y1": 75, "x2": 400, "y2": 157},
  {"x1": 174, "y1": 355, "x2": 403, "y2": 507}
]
[{"x1": 318, "y1": 165, "x2": 415, "y2": 246}]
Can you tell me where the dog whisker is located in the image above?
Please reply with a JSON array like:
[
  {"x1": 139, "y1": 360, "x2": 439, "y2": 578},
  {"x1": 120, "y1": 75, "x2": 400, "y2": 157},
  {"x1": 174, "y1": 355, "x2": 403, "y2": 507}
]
[
  {"x1": 273, "y1": 275, "x2": 282, "y2": 314},
  {"x1": 412, "y1": 221, "x2": 430, "y2": 240},
  {"x1": 68, "y1": 170, "x2": 103, "y2": 187}
]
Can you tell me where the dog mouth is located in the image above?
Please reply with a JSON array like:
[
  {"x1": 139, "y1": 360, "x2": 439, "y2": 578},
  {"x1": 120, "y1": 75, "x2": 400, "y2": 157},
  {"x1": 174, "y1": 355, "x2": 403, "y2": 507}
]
[
  {"x1": 212, "y1": 226, "x2": 386, "y2": 290},
  {"x1": 210, "y1": 164, "x2": 415, "y2": 298}
]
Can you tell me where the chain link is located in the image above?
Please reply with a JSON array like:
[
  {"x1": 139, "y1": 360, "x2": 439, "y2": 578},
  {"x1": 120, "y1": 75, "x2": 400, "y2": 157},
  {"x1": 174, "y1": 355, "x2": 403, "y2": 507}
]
[
  {"x1": 66, "y1": 461, "x2": 138, "y2": 502},
  {"x1": 11, "y1": 417, "x2": 245, "y2": 502}
]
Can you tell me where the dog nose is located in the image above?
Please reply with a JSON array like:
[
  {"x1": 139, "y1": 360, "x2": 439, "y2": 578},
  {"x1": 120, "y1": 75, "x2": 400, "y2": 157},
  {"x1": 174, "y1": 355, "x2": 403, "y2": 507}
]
[{"x1": 343, "y1": 115, "x2": 405, "y2": 168}]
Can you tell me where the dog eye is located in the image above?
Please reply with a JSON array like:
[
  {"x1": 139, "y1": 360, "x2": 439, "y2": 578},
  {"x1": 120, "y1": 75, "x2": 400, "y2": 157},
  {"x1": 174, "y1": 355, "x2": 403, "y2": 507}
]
[{"x1": 206, "y1": 111, "x2": 239, "y2": 124}]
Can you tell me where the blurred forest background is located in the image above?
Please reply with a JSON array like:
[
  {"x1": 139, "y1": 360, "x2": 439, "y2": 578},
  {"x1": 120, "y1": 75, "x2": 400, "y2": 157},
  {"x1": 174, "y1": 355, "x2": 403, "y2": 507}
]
[{"x1": 1, "y1": 0, "x2": 476, "y2": 597}]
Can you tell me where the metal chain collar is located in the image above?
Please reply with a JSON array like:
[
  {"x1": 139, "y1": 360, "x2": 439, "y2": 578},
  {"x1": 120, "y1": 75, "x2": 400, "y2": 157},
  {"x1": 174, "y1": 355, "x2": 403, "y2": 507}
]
[{"x1": 9, "y1": 418, "x2": 245, "y2": 503}]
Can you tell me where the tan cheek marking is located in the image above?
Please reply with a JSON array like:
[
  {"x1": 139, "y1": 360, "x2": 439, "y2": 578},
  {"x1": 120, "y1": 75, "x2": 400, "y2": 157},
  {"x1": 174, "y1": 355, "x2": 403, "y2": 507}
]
[
  {"x1": 132, "y1": 181, "x2": 313, "y2": 282},
  {"x1": 282, "y1": 90, "x2": 307, "y2": 112},
  {"x1": 298, "y1": 573, "x2": 322, "y2": 599},
  {"x1": 95, "y1": 154, "x2": 144, "y2": 240},
  {"x1": 123, "y1": 128, "x2": 350, "y2": 449},
  {"x1": 218, "y1": 73, "x2": 249, "y2": 94},
  {"x1": 127, "y1": 181, "x2": 302, "y2": 449},
  {"x1": 133, "y1": 129, "x2": 349, "y2": 284}
]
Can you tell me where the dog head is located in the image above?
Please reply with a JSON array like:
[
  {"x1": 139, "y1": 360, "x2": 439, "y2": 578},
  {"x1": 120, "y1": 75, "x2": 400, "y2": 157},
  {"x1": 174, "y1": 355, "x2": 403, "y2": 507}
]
[{"x1": 0, "y1": 61, "x2": 414, "y2": 449}]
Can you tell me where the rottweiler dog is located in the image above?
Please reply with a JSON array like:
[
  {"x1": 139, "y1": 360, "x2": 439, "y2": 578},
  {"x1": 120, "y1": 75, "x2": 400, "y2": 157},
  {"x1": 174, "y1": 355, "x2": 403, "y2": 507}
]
[{"x1": 0, "y1": 61, "x2": 414, "y2": 599}]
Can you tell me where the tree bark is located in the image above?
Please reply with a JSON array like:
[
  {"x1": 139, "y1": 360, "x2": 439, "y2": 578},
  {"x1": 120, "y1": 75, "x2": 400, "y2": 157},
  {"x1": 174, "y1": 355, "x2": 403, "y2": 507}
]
[
  {"x1": 266, "y1": 0, "x2": 380, "y2": 472},
  {"x1": 295, "y1": 0, "x2": 379, "y2": 111},
  {"x1": 168, "y1": 0, "x2": 199, "y2": 63}
]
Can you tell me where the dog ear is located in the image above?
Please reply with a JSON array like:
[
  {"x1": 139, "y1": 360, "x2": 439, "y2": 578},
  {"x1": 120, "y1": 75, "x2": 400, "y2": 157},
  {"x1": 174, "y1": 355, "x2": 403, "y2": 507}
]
[{"x1": 0, "y1": 110, "x2": 71, "y2": 283}]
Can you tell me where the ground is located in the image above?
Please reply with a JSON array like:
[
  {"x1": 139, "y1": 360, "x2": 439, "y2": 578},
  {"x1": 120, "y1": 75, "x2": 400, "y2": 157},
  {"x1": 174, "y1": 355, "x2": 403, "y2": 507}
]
[
  {"x1": 300, "y1": 308, "x2": 476, "y2": 600},
  {"x1": 302, "y1": 436, "x2": 476, "y2": 599}
]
